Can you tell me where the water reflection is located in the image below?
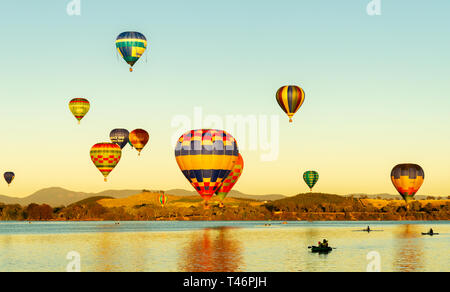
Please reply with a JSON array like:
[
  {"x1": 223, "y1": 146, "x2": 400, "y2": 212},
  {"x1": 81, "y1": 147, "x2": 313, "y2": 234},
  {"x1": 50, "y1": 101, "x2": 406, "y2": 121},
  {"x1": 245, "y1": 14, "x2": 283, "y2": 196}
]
[
  {"x1": 178, "y1": 227, "x2": 243, "y2": 272},
  {"x1": 393, "y1": 224, "x2": 424, "y2": 272}
]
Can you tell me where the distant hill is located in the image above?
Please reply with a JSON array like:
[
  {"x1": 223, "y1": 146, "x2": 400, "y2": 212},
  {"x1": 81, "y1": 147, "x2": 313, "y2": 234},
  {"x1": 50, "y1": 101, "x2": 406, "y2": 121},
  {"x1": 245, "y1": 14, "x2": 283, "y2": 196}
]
[
  {"x1": 347, "y1": 193, "x2": 431, "y2": 200},
  {"x1": 271, "y1": 192, "x2": 354, "y2": 207},
  {"x1": 97, "y1": 191, "x2": 263, "y2": 209},
  {"x1": 0, "y1": 187, "x2": 143, "y2": 207},
  {"x1": 70, "y1": 196, "x2": 114, "y2": 206},
  {"x1": 164, "y1": 189, "x2": 286, "y2": 201},
  {"x1": 0, "y1": 187, "x2": 286, "y2": 207}
]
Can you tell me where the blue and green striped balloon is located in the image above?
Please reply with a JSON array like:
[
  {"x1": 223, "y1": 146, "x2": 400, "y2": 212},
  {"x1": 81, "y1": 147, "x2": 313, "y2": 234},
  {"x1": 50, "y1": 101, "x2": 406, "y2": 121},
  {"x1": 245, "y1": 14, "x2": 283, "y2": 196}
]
[
  {"x1": 303, "y1": 171, "x2": 319, "y2": 191},
  {"x1": 115, "y1": 31, "x2": 147, "y2": 72}
]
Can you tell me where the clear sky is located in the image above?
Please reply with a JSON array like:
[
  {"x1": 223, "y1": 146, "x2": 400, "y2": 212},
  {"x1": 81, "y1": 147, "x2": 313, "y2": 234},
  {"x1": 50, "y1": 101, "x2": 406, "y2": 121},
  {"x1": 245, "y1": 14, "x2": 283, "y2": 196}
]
[{"x1": 0, "y1": 0, "x2": 449, "y2": 198}]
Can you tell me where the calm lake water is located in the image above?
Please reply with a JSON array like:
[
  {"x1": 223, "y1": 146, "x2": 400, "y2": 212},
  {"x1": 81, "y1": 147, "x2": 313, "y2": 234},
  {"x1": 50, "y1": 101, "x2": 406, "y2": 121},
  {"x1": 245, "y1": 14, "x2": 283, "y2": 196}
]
[{"x1": 0, "y1": 221, "x2": 448, "y2": 272}]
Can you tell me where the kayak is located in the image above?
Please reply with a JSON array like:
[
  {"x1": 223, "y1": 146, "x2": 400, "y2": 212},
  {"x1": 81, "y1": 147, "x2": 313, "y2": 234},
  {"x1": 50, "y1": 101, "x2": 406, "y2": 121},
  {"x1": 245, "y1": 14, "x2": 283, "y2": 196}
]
[
  {"x1": 422, "y1": 233, "x2": 439, "y2": 236},
  {"x1": 311, "y1": 246, "x2": 333, "y2": 253}
]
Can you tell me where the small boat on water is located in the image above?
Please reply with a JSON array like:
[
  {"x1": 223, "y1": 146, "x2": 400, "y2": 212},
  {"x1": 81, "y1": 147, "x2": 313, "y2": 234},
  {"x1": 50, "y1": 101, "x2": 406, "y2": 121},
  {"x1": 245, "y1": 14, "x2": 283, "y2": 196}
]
[
  {"x1": 422, "y1": 232, "x2": 439, "y2": 236},
  {"x1": 310, "y1": 246, "x2": 333, "y2": 253}
]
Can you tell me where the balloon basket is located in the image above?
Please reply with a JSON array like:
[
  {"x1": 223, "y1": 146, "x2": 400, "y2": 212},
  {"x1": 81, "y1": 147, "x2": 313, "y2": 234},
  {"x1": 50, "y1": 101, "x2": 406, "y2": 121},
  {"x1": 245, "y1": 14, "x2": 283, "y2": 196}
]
[
  {"x1": 289, "y1": 118, "x2": 292, "y2": 123},
  {"x1": 104, "y1": 178, "x2": 107, "y2": 182},
  {"x1": 129, "y1": 67, "x2": 133, "y2": 72}
]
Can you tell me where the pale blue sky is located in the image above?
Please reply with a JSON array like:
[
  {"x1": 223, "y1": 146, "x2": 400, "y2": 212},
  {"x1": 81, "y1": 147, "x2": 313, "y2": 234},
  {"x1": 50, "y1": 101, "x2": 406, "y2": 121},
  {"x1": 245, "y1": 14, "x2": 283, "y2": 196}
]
[{"x1": 0, "y1": 1, "x2": 449, "y2": 197}]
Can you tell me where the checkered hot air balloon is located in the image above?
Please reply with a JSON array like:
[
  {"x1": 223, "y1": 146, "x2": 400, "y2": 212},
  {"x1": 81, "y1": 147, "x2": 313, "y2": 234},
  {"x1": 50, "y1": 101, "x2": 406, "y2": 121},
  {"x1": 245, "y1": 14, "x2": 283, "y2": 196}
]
[
  {"x1": 115, "y1": 31, "x2": 147, "y2": 72},
  {"x1": 129, "y1": 129, "x2": 149, "y2": 156},
  {"x1": 303, "y1": 170, "x2": 319, "y2": 192},
  {"x1": 391, "y1": 164, "x2": 424, "y2": 205},
  {"x1": 69, "y1": 98, "x2": 90, "y2": 124},
  {"x1": 110, "y1": 128, "x2": 130, "y2": 149},
  {"x1": 90, "y1": 143, "x2": 122, "y2": 182},
  {"x1": 175, "y1": 129, "x2": 239, "y2": 206},
  {"x1": 4, "y1": 172, "x2": 15, "y2": 186},
  {"x1": 276, "y1": 85, "x2": 305, "y2": 123},
  {"x1": 215, "y1": 153, "x2": 244, "y2": 205}
]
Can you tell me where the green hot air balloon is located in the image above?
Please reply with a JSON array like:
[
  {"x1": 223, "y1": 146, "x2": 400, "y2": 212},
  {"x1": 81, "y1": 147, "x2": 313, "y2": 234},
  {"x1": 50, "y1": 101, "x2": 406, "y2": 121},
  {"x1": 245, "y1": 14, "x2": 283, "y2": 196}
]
[{"x1": 303, "y1": 171, "x2": 319, "y2": 192}]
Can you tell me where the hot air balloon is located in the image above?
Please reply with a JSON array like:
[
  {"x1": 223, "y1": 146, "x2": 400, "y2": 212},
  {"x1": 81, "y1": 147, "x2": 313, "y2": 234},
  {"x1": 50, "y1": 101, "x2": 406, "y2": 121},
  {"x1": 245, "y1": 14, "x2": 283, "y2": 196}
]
[
  {"x1": 4, "y1": 172, "x2": 15, "y2": 186},
  {"x1": 175, "y1": 129, "x2": 239, "y2": 207},
  {"x1": 115, "y1": 31, "x2": 147, "y2": 72},
  {"x1": 129, "y1": 129, "x2": 149, "y2": 156},
  {"x1": 69, "y1": 98, "x2": 90, "y2": 124},
  {"x1": 159, "y1": 193, "x2": 168, "y2": 207},
  {"x1": 391, "y1": 164, "x2": 424, "y2": 205},
  {"x1": 276, "y1": 85, "x2": 305, "y2": 123},
  {"x1": 215, "y1": 153, "x2": 244, "y2": 207},
  {"x1": 90, "y1": 143, "x2": 122, "y2": 182},
  {"x1": 110, "y1": 128, "x2": 130, "y2": 149},
  {"x1": 303, "y1": 170, "x2": 319, "y2": 192}
]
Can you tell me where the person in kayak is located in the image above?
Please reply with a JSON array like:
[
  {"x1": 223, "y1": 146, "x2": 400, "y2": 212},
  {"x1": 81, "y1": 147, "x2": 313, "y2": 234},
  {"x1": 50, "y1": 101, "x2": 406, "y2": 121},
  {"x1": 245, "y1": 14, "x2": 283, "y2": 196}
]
[
  {"x1": 322, "y1": 239, "x2": 328, "y2": 247},
  {"x1": 366, "y1": 226, "x2": 371, "y2": 232},
  {"x1": 429, "y1": 228, "x2": 434, "y2": 235},
  {"x1": 318, "y1": 241, "x2": 322, "y2": 247}
]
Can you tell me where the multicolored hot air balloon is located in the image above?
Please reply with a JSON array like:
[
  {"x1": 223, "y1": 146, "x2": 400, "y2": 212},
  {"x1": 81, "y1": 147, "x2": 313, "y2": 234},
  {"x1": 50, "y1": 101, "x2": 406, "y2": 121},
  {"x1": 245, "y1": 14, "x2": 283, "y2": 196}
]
[
  {"x1": 391, "y1": 164, "x2": 424, "y2": 204},
  {"x1": 4, "y1": 172, "x2": 15, "y2": 186},
  {"x1": 115, "y1": 31, "x2": 147, "y2": 72},
  {"x1": 90, "y1": 143, "x2": 122, "y2": 182},
  {"x1": 110, "y1": 128, "x2": 130, "y2": 149},
  {"x1": 69, "y1": 98, "x2": 90, "y2": 124},
  {"x1": 276, "y1": 85, "x2": 305, "y2": 123},
  {"x1": 159, "y1": 193, "x2": 168, "y2": 207},
  {"x1": 303, "y1": 170, "x2": 319, "y2": 192},
  {"x1": 215, "y1": 153, "x2": 244, "y2": 206},
  {"x1": 129, "y1": 129, "x2": 149, "y2": 156},
  {"x1": 175, "y1": 129, "x2": 239, "y2": 207}
]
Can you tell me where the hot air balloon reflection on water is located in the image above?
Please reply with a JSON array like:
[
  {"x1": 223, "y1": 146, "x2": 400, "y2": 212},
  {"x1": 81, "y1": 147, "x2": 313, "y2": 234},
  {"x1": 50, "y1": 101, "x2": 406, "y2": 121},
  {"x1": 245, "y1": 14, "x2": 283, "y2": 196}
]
[
  {"x1": 215, "y1": 153, "x2": 244, "y2": 208},
  {"x1": 90, "y1": 143, "x2": 122, "y2": 182},
  {"x1": 391, "y1": 164, "x2": 424, "y2": 206},
  {"x1": 115, "y1": 31, "x2": 147, "y2": 72},
  {"x1": 110, "y1": 128, "x2": 130, "y2": 149},
  {"x1": 69, "y1": 98, "x2": 90, "y2": 124},
  {"x1": 175, "y1": 129, "x2": 239, "y2": 209},
  {"x1": 4, "y1": 172, "x2": 15, "y2": 186},
  {"x1": 276, "y1": 85, "x2": 305, "y2": 123},
  {"x1": 129, "y1": 129, "x2": 149, "y2": 156},
  {"x1": 303, "y1": 171, "x2": 319, "y2": 192}
]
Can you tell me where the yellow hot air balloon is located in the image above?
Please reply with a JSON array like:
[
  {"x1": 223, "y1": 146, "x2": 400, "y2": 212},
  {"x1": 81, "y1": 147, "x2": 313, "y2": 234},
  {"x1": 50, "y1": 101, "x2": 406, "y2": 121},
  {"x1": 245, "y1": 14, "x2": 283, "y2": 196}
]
[
  {"x1": 391, "y1": 164, "x2": 424, "y2": 205},
  {"x1": 174, "y1": 129, "x2": 239, "y2": 208},
  {"x1": 276, "y1": 85, "x2": 305, "y2": 123},
  {"x1": 69, "y1": 98, "x2": 90, "y2": 124},
  {"x1": 90, "y1": 143, "x2": 122, "y2": 182}
]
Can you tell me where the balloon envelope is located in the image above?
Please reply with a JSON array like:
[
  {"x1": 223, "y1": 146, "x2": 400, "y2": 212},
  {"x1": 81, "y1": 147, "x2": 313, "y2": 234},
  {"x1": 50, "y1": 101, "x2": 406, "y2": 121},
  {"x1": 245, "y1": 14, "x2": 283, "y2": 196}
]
[
  {"x1": 69, "y1": 98, "x2": 90, "y2": 124},
  {"x1": 215, "y1": 153, "x2": 244, "y2": 202},
  {"x1": 4, "y1": 172, "x2": 15, "y2": 186},
  {"x1": 159, "y1": 194, "x2": 168, "y2": 207},
  {"x1": 129, "y1": 129, "x2": 149, "y2": 155},
  {"x1": 110, "y1": 128, "x2": 130, "y2": 149},
  {"x1": 90, "y1": 143, "x2": 122, "y2": 181},
  {"x1": 175, "y1": 129, "x2": 239, "y2": 201},
  {"x1": 276, "y1": 85, "x2": 305, "y2": 123},
  {"x1": 115, "y1": 31, "x2": 147, "y2": 71},
  {"x1": 303, "y1": 170, "x2": 319, "y2": 191},
  {"x1": 391, "y1": 164, "x2": 424, "y2": 204}
]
